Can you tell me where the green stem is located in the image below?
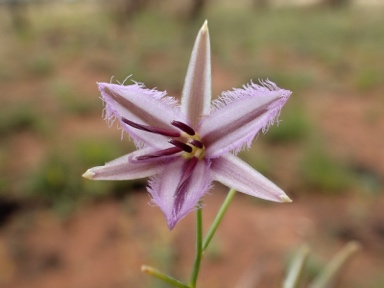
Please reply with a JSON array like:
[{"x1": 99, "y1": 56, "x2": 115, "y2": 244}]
[
  {"x1": 143, "y1": 188, "x2": 237, "y2": 288},
  {"x1": 141, "y1": 265, "x2": 189, "y2": 288},
  {"x1": 203, "y1": 188, "x2": 236, "y2": 251},
  {"x1": 190, "y1": 202, "x2": 203, "y2": 288}
]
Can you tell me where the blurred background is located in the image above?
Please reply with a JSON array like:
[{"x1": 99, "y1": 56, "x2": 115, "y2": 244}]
[{"x1": 0, "y1": 0, "x2": 383, "y2": 287}]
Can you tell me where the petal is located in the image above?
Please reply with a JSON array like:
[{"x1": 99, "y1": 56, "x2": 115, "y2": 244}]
[
  {"x1": 210, "y1": 153, "x2": 291, "y2": 203},
  {"x1": 129, "y1": 146, "x2": 182, "y2": 163},
  {"x1": 181, "y1": 20, "x2": 211, "y2": 128},
  {"x1": 82, "y1": 149, "x2": 164, "y2": 180},
  {"x1": 200, "y1": 81, "x2": 291, "y2": 158},
  {"x1": 148, "y1": 157, "x2": 212, "y2": 229},
  {"x1": 99, "y1": 81, "x2": 185, "y2": 149}
]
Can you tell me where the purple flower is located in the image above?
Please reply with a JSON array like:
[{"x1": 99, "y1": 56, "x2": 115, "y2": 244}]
[{"x1": 83, "y1": 21, "x2": 292, "y2": 229}]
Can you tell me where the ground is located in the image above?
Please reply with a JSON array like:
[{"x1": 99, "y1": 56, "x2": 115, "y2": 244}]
[{"x1": 1, "y1": 190, "x2": 384, "y2": 287}]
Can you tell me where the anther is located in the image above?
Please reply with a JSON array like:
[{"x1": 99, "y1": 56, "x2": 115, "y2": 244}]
[
  {"x1": 122, "y1": 117, "x2": 180, "y2": 137},
  {"x1": 171, "y1": 121, "x2": 195, "y2": 136},
  {"x1": 169, "y1": 140, "x2": 193, "y2": 153}
]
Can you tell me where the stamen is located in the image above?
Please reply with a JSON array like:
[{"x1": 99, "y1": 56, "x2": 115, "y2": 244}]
[
  {"x1": 122, "y1": 117, "x2": 180, "y2": 137},
  {"x1": 190, "y1": 139, "x2": 204, "y2": 149},
  {"x1": 171, "y1": 121, "x2": 195, "y2": 136},
  {"x1": 169, "y1": 140, "x2": 193, "y2": 153},
  {"x1": 136, "y1": 147, "x2": 182, "y2": 160}
]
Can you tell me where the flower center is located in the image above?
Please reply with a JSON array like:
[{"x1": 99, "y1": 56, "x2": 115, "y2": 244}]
[{"x1": 121, "y1": 118, "x2": 205, "y2": 161}]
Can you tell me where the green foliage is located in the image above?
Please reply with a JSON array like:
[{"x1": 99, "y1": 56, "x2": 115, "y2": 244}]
[
  {"x1": 284, "y1": 242, "x2": 360, "y2": 288},
  {"x1": 29, "y1": 139, "x2": 129, "y2": 214},
  {"x1": 75, "y1": 139, "x2": 121, "y2": 167},
  {"x1": 264, "y1": 71, "x2": 314, "y2": 92},
  {"x1": 208, "y1": 6, "x2": 384, "y2": 92},
  {"x1": 75, "y1": 139, "x2": 141, "y2": 198},
  {"x1": 301, "y1": 146, "x2": 353, "y2": 193},
  {"x1": 0, "y1": 65, "x2": 12, "y2": 81},
  {"x1": 30, "y1": 154, "x2": 78, "y2": 214},
  {"x1": 238, "y1": 149, "x2": 273, "y2": 180},
  {"x1": 354, "y1": 68, "x2": 381, "y2": 91},
  {"x1": 27, "y1": 54, "x2": 55, "y2": 76},
  {"x1": 50, "y1": 81, "x2": 100, "y2": 116},
  {"x1": 265, "y1": 102, "x2": 310, "y2": 143},
  {"x1": 0, "y1": 104, "x2": 43, "y2": 137},
  {"x1": 147, "y1": 229, "x2": 177, "y2": 288}
]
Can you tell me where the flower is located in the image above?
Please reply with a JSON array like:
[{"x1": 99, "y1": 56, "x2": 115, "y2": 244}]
[{"x1": 83, "y1": 21, "x2": 292, "y2": 229}]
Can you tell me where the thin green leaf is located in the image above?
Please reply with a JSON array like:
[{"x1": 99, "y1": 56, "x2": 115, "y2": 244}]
[
  {"x1": 283, "y1": 244, "x2": 310, "y2": 288},
  {"x1": 141, "y1": 265, "x2": 189, "y2": 288},
  {"x1": 309, "y1": 241, "x2": 360, "y2": 288}
]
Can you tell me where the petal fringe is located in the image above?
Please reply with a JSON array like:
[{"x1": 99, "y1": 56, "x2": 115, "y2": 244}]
[
  {"x1": 148, "y1": 157, "x2": 212, "y2": 229},
  {"x1": 200, "y1": 80, "x2": 291, "y2": 158},
  {"x1": 98, "y1": 81, "x2": 185, "y2": 149}
]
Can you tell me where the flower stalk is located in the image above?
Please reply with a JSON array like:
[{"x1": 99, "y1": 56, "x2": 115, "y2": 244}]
[
  {"x1": 190, "y1": 188, "x2": 237, "y2": 287},
  {"x1": 190, "y1": 202, "x2": 203, "y2": 288},
  {"x1": 142, "y1": 188, "x2": 237, "y2": 287}
]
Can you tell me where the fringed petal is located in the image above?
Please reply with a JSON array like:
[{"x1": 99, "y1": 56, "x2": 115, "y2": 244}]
[
  {"x1": 98, "y1": 81, "x2": 185, "y2": 149},
  {"x1": 148, "y1": 157, "x2": 212, "y2": 229},
  {"x1": 199, "y1": 80, "x2": 291, "y2": 158}
]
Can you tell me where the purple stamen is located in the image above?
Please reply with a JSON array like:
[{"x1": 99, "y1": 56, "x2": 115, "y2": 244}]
[
  {"x1": 169, "y1": 140, "x2": 193, "y2": 153},
  {"x1": 171, "y1": 121, "x2": 195, "y2": 136},
  {"x1": 190, "y1": 139, "x2": 204, "y2": 149},
  {"x1": 122, "y1": 117, "x2": 180, "y2": 137},
  {"x1": 136, "y1": 147, "x2": 182, "y2": 160}
]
